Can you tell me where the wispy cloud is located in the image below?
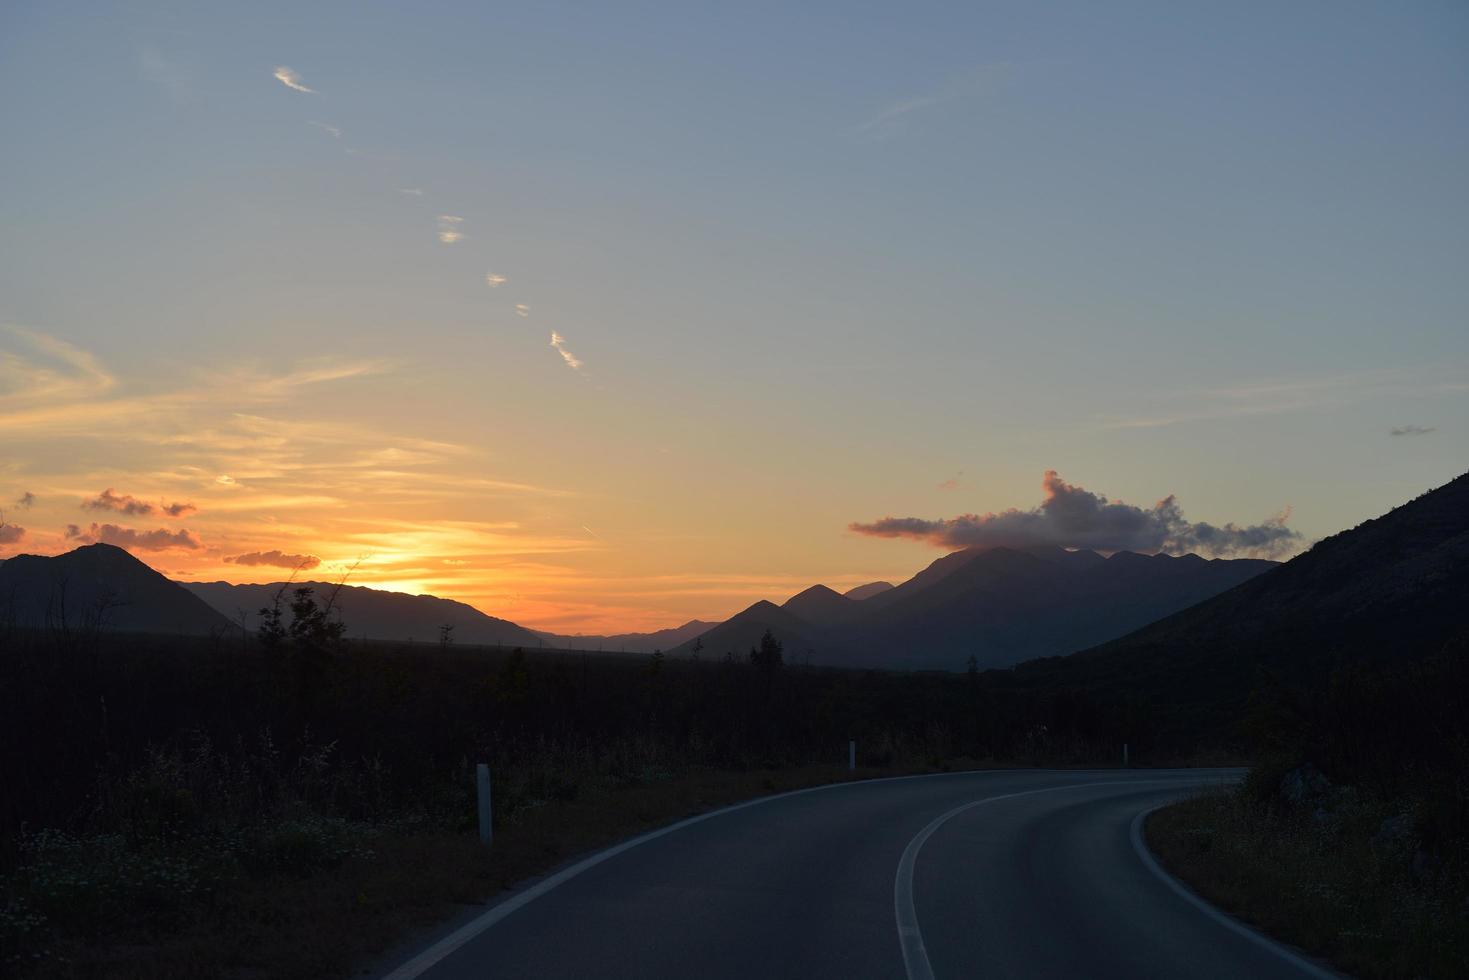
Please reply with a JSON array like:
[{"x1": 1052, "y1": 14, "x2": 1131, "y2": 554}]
[
  {"x1": 1, "y1": 331, "x2": 585, "y2": 597},
  {"x1": 16, "y1": 491, "x2": 35, "y2": 509},
  {"x1": 1390, "y1": 424, "x2": 1436, "y2": 437},
  {"x1": 1, "y1": 325, "x2": 116, "y2": 404},
  {"x1": 1098, "y1": 367, "x2": 1468, "y2": 430},
  {"x1": 308, "y1": 120, "x2": 342, "y2": 139},
  {"x1": 485, "y1": 273, "x2": 507, "y2": 288},
  {"x1": 272, "y1": 66, "x2": 315, "y2": 94},
  {"x1": 437, "y1": 215, "x2": 464, "y2": 244},
  {"x1": 515, "y1": 304, "x2": 530, "y2": 317},
  {"x1": 855, "y1": 96, "x2": 940, "y2": 139},
  {"x1": 0, "y1": 523, "x2": 24, "y2": 546},
  {"x1": 549, "y1": 332, "x2": 584, "y2": 372},
  {"x1": 138, "y1": 48, "x2": 193, "y2": 104},
  {"x1": 937, "y1": 471, "x2": 963, "y2": 491},
  {"x1": 400, "y1": 188, "x2": 425, "y2": 197},
  {"x1": 855, "y1": 64, "x2": 1009, "y2": 142},
  {"x1": 240, "y1": 359, "x2": 389, "y2": 396}
]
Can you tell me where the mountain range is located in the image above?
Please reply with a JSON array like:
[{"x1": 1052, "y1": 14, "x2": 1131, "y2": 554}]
[
  {"x1": 1013, "y1": 469, "x2": 1469, "y2": 735},
  {"x1": 533, "y1": 582, "x2": 893, "y2": 652},
  {"x1": 182, "y1": 580, "x2": 545, "y2": 648},
  {"x1": 0, "y1": 542, "x2": 1275, "y2": 669},
  {"x1": 675, "y1": 547, "x2": 1277, "y2": 670},
  {"x1": 534, "y1": 619, "x2": 720, "y2": 654}
]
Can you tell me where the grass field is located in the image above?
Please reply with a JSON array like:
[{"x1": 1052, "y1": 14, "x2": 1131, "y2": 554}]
[{"x1": 1148, "y1": 787, "x2": 1469, "y2": 980}]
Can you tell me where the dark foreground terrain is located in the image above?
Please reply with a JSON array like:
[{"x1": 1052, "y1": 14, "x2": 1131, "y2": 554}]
[{"x1": 0, "y1": 622, "x2": 1187, "y2": 979}]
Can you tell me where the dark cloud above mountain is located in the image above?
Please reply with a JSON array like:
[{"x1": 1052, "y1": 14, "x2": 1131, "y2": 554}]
[
  {"x1": 1389, "y1": 425, "x2": 1435, "y2": 437},
  {"x1": 16, "y1": 492, "x2": 35, "y2": 509},
  {"x1": 850, "y1": 470, "x2": 1302, "y2": 559},
  {"x1": 83, "y1": 488, "x2": 196, "y2": 518},
  {"x1": 225, "y1": 550, "x2": 321, "y2": 570},
  {"x1": 65, "y1": 522, "x2": 203, "y2": 551},
  {"x1": 0, "y1": 523, "x2": 25, "y2": 544}
]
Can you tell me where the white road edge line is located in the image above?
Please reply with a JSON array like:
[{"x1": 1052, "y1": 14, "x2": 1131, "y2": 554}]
[
  {"x1": 1130, "y1": 805, "x2": 1343, "y2": 980},
  {"x1": 893, "y1": 778, "x2": 1194, "y2": 980},
  {"x1": 380, "y1": 767, "x2": 1119, "y2": 979}
]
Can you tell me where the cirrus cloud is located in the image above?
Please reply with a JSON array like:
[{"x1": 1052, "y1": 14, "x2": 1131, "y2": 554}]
[
  {"x1": 436, "y1": 215, "x2": 464, "y2": 244},
  {"x1": 549, "y1": 332, "x2": 583, "y2": 371},
  {"x1": 272, "y1": 66, "x2": 315, "y2": 94},
  {"x1": 850, "y1": 470, "x2": 1302, "y2": 559}
]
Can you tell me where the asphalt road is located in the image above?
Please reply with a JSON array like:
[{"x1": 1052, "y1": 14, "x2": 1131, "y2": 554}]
[{"x1": 384, "y1": 768, "x2": 1338, "y2": 980}]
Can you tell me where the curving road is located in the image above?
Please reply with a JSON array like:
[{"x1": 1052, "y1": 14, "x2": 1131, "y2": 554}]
[{"x1": 382, "y1": 769, "x2": 1338, "y2": 980}]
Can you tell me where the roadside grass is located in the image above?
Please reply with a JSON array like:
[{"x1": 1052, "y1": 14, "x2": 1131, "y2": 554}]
[
  {"x1": 1147, "y1": 789, "x2": 1469, "y2": 980},
  {"x1": 4, "y1": 760, "x2": 989, "y2": 980}
]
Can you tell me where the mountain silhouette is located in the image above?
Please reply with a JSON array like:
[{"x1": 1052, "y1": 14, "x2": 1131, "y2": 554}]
[
  {"x1": 1017, "y1": 470, "x2": 1469, "y2": 729},
  {"x1": 843, "y1": 581, "x2": 895, "y2": 601},
  {"x1": 0, "y1": 544, "x2": 231, "y2": 635},
  {"x1": 678, "y1": 547, "x2": 1275, "y2": 669},
  {"x1": 682, "y1": 599, "x2": 825, "y2": 664},
  {"x1": 537, "y1": 619, "x2": 720, "y2": 653},
  {"x1": 183, "y1": 580, "x2": 545, "y2": 647},
  {"x1": 781, "y1": 585, "x2": 860, "y2": 628}
]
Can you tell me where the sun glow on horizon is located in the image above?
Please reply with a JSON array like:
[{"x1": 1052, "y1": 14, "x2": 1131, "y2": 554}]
[{"x1": 2, "y1": 4, "x2": 1465, "y2": 635}]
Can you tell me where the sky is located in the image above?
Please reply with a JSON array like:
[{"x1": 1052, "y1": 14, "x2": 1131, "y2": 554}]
[{"x1": 1, "y1": 1, "x2": 1466, "y2": 633}]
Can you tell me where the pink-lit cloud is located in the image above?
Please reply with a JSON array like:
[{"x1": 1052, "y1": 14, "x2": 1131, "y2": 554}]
[
  {"x1": 65, "y1": 522, "x2": 203, "y2": 551},
  {"x1": 225, "y1": 550, "x2": 322, "y2": 570},
  {"x1": 851, "y1": 470, "x2": 1301, "y2": 559},
  {"x1": 83, "y1": 487, "x2": 197, "y2": 518}
]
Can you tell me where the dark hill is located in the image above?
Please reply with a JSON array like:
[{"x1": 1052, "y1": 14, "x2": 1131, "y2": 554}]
[
  {"x1": 674, "y1": 600, "x2": 824, "y2": 664},
  {"x1": 537, "y1": 619, "x2": 719, "y2": 653},
  {"x1": 183, "y1": 580, "x2": 544, "y2": 648},
  {"x1": 1016, "y1": 471, "x2": 1469, "y2": 736},
  {"x1": 0, "y1": 544, "x2": 231, "y2": 635},
  {"x1": 829, "y1": 548, "x2": 1274, "y2": 670},
  {"x1": 677, "y1": 547, "x2": 1276, "y2": 670},
  {"x1": 843, "y1": 581, "x2": 895, "y2": 601}
]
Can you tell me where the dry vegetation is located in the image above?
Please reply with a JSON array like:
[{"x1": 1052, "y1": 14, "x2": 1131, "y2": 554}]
[
  {"x1": 1, "y1": 612, "x2": 1157, "y2": 979},
  {"x1": 1147, "y1": 650, "x2": 1469, "y2": 980}
]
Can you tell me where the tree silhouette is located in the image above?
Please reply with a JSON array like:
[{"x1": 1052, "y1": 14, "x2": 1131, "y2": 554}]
[
  {"x1": 750, "y1": 629, "x2": 783, "y2": 672},
  {"x1": 287, "y1": 586, "x2": 347, "y2": 652}
]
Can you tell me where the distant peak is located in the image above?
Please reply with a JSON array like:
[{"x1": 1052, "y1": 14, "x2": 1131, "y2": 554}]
[
  {"x1": 844, "y1": 581, "x2": 895, "y2": 601},
  {"x1": 784, "y1": 584, "x2": 842, "y2": 605}
]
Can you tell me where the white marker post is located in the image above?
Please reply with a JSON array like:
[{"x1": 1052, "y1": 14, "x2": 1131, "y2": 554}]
[
  {"x1": 476, "y1": 763, "x2": 493, "y2": 845},
  {"x1": 848, "y1": 740, "x2": 856, "y2": 772}
]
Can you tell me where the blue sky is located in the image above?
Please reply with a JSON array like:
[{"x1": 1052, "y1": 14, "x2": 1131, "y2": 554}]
[{"x1": 1, "y1": 1, "x2": 1465, "y2": 629}]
